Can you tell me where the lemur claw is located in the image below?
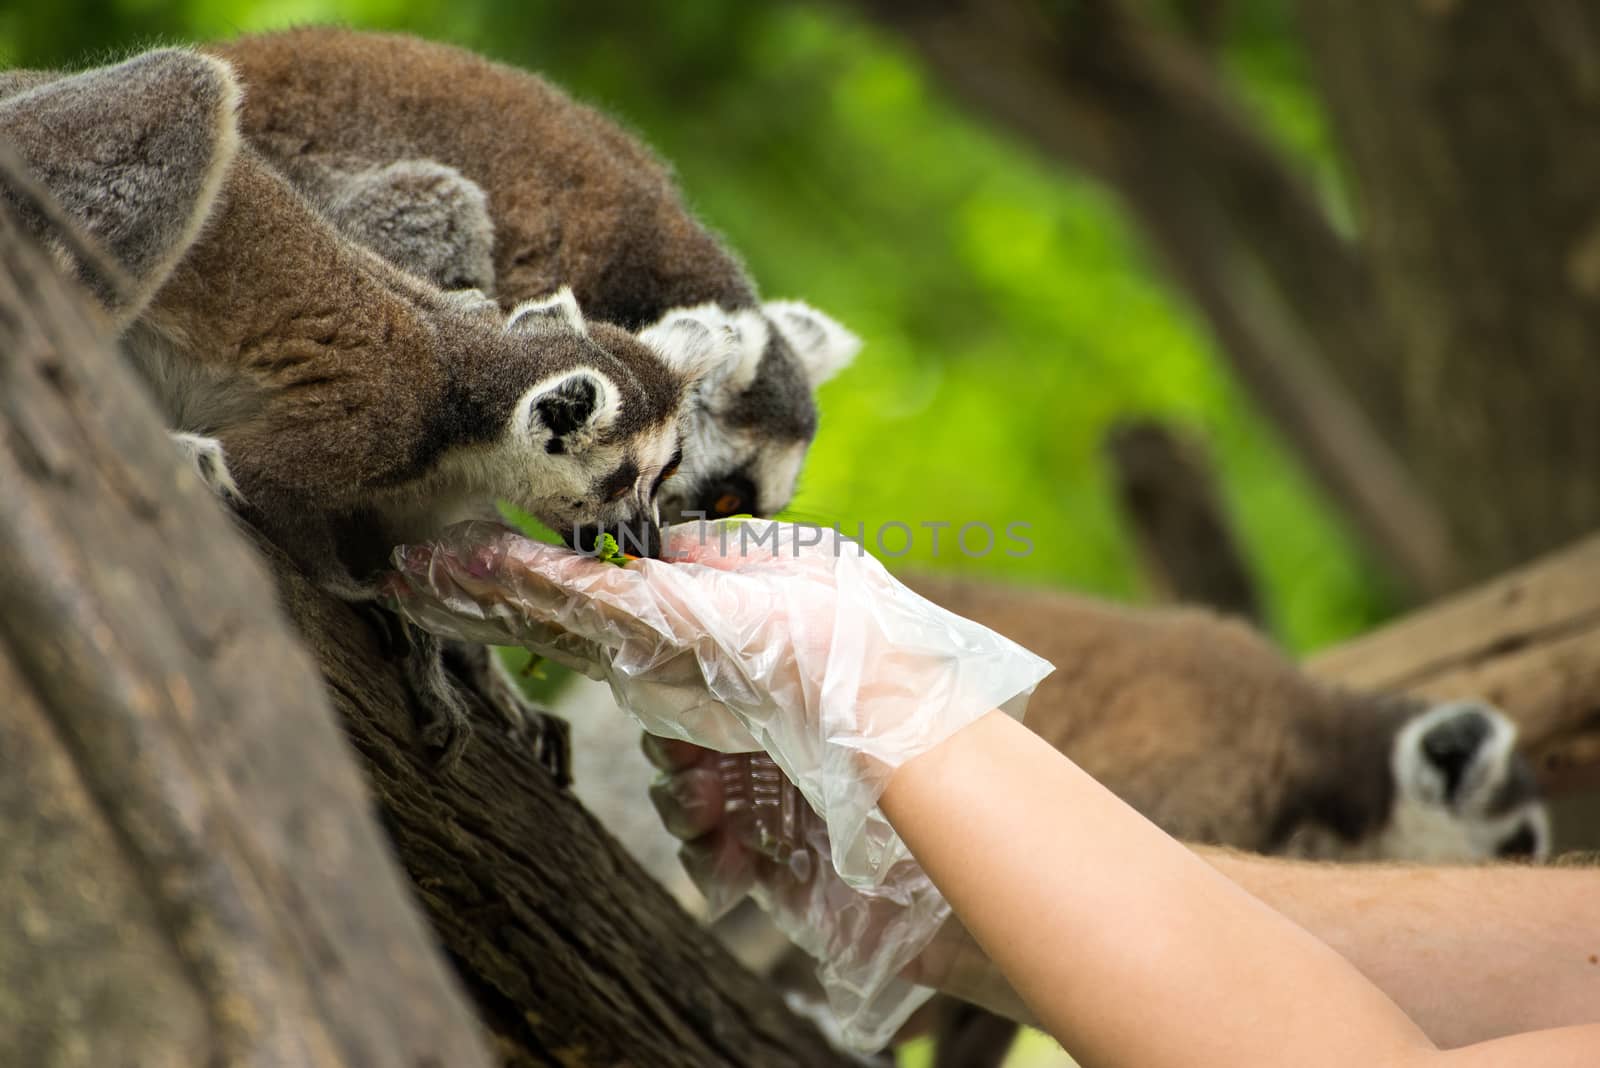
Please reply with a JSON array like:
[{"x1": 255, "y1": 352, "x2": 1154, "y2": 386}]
[
  {"x1": 530, "y1": 709, "x2": 573, "y2": 788},
  {"x1": 416, "y1": 692, "x2": 474, "y2": 771}
]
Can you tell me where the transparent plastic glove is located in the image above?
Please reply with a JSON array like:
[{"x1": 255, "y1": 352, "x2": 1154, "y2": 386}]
[
  {"x1": 384, "y1": 518, "x2": 1054, "y2": 1047},
  {"x1": 643, "y1": 736, "x2": 950, "y2": 1050}
]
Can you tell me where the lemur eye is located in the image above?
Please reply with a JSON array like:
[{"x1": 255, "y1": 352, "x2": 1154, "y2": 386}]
[
  {"x1": 608, "y1": 484, "x2": 631, "y2": 503},
  {"x1": 714, "y1": 493, "x2": 742, "y2": 515}
]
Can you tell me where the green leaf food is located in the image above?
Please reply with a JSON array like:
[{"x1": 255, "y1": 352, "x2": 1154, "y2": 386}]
[{"x1": 595, "y1": 531, "x2": 630, "y2": 566}]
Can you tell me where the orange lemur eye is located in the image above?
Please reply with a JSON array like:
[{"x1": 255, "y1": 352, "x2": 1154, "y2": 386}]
[
  {"x1": 608, "y1": 483, "x2": 631, "y2": 503},
  {"x1": 715, "y1": 493, "x2": 742, "y2": 515}
]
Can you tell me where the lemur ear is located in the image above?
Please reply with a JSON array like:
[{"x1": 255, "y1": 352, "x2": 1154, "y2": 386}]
[
  {"x1": 763, "y1": 300, "x2": 861, "y2": 387},
  {"x1": 521, "y1": 370, "x2": 618, "y2": 454},
  {"x1": 0, "y1": 49, "x2": 242, "y2": 324},
  {"x1": 637, "y1": 305, "x2": 743, "y2": 387},
  {"x1": 507, "y1": 286, "x2": 588, "y2": 336}
]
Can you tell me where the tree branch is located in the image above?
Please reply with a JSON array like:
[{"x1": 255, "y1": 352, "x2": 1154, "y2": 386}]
[
  {"x1": 1104, "y1": 418, "x2": 1264, "y2": 623},
  {"x1": 1310, "y1": 535, "x2": 1600, "y2": 796},
  {"x1": 0, "y1": 197, "x2": 491, "y2": 1067}
]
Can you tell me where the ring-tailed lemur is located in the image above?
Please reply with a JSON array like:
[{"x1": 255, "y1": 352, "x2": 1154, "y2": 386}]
[
  {"x1": 0, "y1": 50, "x2": 733, "y2": 766},
  {"x1": 205, "y1": 27, "x2": 861, "y2": 527}
]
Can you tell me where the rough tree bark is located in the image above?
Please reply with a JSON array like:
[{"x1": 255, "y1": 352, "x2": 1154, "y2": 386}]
[
  {"x1": 0, "y1": 200, "x2": 851, "y2": 1064},
  {"x1": 1295, "y1": 0, "x2": 1600, "y2": 577},
  {"x1": 851, "y1": 0, "x2": 1458, "y2": 597}
]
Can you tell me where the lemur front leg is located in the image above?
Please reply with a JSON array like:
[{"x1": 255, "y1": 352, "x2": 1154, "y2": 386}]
[
  {"x1": 440, "y1": 640, "x2": 573, "y2": 787},
  {"x1": 172, "y1": 432, "x2": 477, "y2": 770}
]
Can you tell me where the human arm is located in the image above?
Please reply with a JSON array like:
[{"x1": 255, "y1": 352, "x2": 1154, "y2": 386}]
[
  {"x1": 909, "y1": 852, "x2": 1600, "y2": 1049},
  {"x1": 652, "y1": 735, "x2": 1600, "y2": 1053},
  {"x1": 1206, "y1": 848, "x2": 1600, "y2": 1048},
  {"x1": 883, "y1": 708, "x2": 1600, "y2": 1067},
  {"x1": 388, "y1": 521, "x2": 1600, "y2": 1061}
]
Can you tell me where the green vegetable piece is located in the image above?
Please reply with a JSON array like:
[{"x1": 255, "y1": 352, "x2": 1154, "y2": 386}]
[{"x1": 595, "y1": 531, "x2": 630, "y2": 566}]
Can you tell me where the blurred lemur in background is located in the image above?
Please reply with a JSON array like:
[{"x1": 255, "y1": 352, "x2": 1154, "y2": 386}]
[{"x1": 0, "y1": 48, "x2": 740, "y2": 769}]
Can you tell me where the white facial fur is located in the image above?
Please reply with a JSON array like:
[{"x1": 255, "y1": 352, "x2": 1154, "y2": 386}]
[
  {"x1": 486, "y1": 293, "x2": 727, "y2": 543},
  {"x1": 1284, "y1": 701, "x2": 1550, "y2": 863},
  {"x1": 638, "y1": 304, "x2": 747, "y2": 385},
  {"x1": 653, "y1": 300, "x2": 859, "y2": 522}
]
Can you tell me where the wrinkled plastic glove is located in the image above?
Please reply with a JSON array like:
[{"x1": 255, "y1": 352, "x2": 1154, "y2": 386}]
[
  {"x1": 384, "y1": 518, "x2": 1054, "y2": 1047},
  {"x1": 646, "y1": 738, "x2": 1036, "y2": 1045},
  {"x1": 644, "y1": 736, "x2": 951, "y2": 1049}
]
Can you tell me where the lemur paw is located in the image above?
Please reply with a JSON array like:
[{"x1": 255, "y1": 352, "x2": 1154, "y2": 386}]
[
  {"x1": 438, "y1": 640, "x2": 574, "y2": 786},
  {"x1": 416, "y1": 690, "x2": 474, "y2": 771},
  {"x1": 171, "y1": 432, "x2": 245, "y2": 506},
  {"x1": 410, "y1": 662, "x2": 475, "y2": 772},
  {"x1": 396, "y1": 620, "x2": 474, "y2": 771},
  {"x1": 529, "y1": 708, "x2": 573, "y2": 789}
]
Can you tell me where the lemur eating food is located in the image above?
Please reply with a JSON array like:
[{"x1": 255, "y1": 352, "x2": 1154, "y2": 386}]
[
  {"x1": 0, "y1": 49, "x2": 733, "y2": 766},
  {"x1": 206, "y1": 27, "x2": 862, "y2": 527}
]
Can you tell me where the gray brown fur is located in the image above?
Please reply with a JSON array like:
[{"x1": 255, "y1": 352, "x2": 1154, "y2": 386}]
[
  {"x1": 207, "y1": 28, "x2": 859, "y2": 522},
  {"x1": 3, "y1": 51, "x2": 695, "y2": 581},
  {"x1": 207, "y1": 28, "x2": 754, "y2": 324},
  {"x1": 294, "y1": 155, "x2": 497, "y2": 294},
  {"x1": 1, "y1": 48, "x2": 714, "y2": 764}
]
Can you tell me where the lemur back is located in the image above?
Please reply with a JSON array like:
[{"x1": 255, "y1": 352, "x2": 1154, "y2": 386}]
[{"x1": 207, "y1": 27, "x2": 860, "y2": 522}]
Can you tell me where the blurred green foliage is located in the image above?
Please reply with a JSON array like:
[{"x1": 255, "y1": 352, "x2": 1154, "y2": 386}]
[{"x1": 0, "y1": 0, "x2": 1395, "y2": 652}]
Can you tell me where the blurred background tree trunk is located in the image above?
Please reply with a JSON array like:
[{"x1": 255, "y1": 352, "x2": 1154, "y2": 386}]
[
  {"x1": 855, "y1": 0, "x2": 1600, "y2": 590},
  {"x1": 1296, "y1": 0, "x2": 1600, "y2": 577}
]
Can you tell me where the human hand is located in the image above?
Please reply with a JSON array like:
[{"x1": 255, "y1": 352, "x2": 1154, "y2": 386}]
[
  {"x1": 643, "y1": 734, "x2": 948, "y2": 1050},
  {"x1": 386, "y1": 518, "x2": 1053, "y2": 886}
]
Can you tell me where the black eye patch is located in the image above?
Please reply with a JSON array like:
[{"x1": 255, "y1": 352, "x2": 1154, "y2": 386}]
[
  {"x1": 598, "y1": 460, "x2": 639, "y2": 503},
  {"x1": 651, "y1": 448, "x2": 684, "y2": 495},
  {"x1": 701, "y1": 470, "x2": 758, "y2": 519}
]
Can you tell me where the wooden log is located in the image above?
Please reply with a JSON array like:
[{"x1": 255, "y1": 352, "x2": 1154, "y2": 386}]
[{"x1": 0, "y1": 194, "x2": 490, "y2": 1068}]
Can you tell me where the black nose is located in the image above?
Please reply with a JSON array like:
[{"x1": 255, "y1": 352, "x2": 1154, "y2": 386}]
[{"x1": 1420, "y1": 709, "x2": 1493, "y2": 803}]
